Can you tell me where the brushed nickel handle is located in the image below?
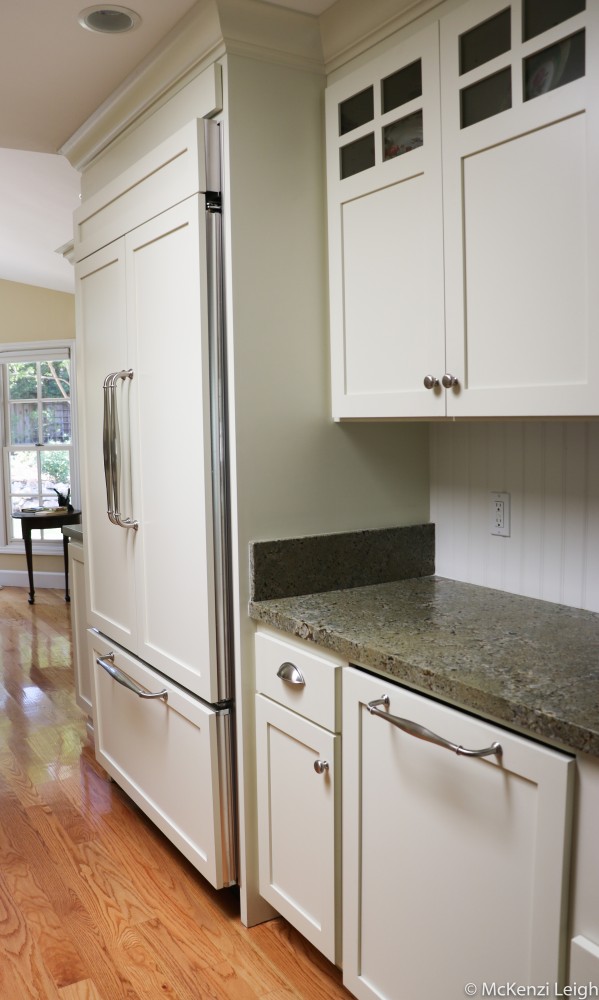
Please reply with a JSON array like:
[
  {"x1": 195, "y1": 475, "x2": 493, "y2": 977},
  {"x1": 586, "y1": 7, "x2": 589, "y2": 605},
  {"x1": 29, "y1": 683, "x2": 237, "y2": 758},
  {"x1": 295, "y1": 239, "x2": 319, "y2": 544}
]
[
  {"x1": 442, "y1": 373, "x2": 459, "y2": 388},
  {"x1": 276, "y1": 661, "x2": 306, "y2": 686},
  {"x1": 423, "y1": 375, "x2": 439, "y2": 389},
  {"x1": 367, "y1": 696, "x2": 502, "y2": 758},
  {"x1": 103, "y1": 369, "x2": 138, "y2": 530},
  {"x1": 97, "y1": 653, "x2": 168, "y2": 701},
  {"x1": 314, "y1": 759, "x2": 329, "y2": 774}
]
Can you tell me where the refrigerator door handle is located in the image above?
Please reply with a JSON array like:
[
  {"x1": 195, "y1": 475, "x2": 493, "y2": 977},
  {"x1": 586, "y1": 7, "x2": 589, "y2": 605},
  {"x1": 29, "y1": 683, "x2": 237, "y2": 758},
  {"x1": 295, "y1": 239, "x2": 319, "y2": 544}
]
[
  {"x1": 97, "y1": 652, "x2": 168, "y2": 700},
  {"x1": 102, "y1": 369, "x2": 138, "y2": 530}
]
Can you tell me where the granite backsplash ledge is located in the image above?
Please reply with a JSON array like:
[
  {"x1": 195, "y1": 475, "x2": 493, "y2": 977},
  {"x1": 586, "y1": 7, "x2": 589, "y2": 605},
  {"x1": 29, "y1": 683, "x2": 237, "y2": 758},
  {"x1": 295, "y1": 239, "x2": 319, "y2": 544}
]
[{"x1": 249, "y1": 524, "x2": 434, "y2": 602}]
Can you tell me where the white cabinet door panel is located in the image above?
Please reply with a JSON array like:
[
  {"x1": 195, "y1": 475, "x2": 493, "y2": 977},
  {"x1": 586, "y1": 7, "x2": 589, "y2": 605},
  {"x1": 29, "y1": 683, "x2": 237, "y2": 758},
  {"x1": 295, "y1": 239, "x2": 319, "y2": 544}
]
[
  {"x1": 256, "y1": 694, "x2": 340, "y2": 964},
  {"x1": 126, "y1": 198, "x2": 218, "y2": 702},
  {"x1": 76, "y1": 241, "x2": 137, "y2": 650},
  {"x1": 343, "y1": 667, "x2": 574, "y2": 1000}
]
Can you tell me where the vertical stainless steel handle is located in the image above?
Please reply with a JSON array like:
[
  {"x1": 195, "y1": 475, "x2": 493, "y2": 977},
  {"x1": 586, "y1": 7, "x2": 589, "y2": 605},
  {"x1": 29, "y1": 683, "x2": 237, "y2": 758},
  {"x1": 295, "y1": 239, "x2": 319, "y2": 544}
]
[
  {"x1": 102, "y1": 369, "x2": 138, "y2": 530},
  {"x1": 367, "y1": 697, "x2": 502, "y2": 758},
  {"x1": 96, "y1": 653, "x2": 168, "y2": 700}
]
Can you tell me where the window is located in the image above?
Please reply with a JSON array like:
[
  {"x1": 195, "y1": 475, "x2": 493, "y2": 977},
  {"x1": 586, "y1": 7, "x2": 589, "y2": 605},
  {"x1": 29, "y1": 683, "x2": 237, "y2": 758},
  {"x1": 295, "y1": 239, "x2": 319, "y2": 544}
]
[{"x1": 1, "y1": 343, "x2": 78, "y2": 546}]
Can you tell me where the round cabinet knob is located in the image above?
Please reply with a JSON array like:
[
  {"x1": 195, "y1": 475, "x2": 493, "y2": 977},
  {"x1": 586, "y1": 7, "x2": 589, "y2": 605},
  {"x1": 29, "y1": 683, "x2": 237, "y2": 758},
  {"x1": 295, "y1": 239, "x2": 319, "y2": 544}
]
[
  {"x1": 314, "y1": 759, "x2": 329, "y2": 774},
  {"x1": 423, "y1": 375, "x2": 439, "y2": 390},
  {"x1": 442, "y1": 373, "x2": 459, "y2": 389}
]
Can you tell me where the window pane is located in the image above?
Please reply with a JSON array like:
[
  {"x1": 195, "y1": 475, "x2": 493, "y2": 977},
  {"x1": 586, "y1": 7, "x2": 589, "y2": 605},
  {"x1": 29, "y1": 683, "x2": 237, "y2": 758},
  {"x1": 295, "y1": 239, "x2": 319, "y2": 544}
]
[
  {"x1": 9, "y1": 450, "x2": 39, "y2": 501},
  {"x1": 340, "y1": 133, "x2": 375, "y2": 178},
  {"x1": 42, "y1": 400, "x2": 71, "y2": 444},
  {"x1": 40, "y1": 359, "x2": 70, "y2": 399},
  {"x1": 10, "y1": 401, "x2": 39, "y2": 444},
  {"x1": 523, "y1": 0, "x2": 585, "y2": 42},
  {"x1": 461, "y1": 67, "x2": 512, "y2": 128},
  {"x1": 524, "y1": 31, "x2": 585, "y2": 101},
  {"x1": 40, "y1": 450, "x2": 71, "y2": 499},
  {"x1": 339, "y1": 87, "x2": 374, "y2": 135},
  {"x1": 382, "y1": 60, "x2": 422, "y2": 114},
  {"x1": 383, "y1": 110, "x2": 423, "y2": 161},
  {"x1": 460, "y1": 9, "x2": 511, "y2": 75},
  {"x1": 8, "y1": 362, "x2": 37, "y2": 400}
]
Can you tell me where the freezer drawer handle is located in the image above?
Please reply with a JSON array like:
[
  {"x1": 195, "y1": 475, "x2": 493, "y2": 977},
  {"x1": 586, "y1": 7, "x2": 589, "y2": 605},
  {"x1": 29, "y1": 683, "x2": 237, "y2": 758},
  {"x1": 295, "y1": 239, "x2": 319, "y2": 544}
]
[
  {"x1": 102, "y1": 369, "x2": 138, "y2": 531},
  {"x1": 97, "y1": 653, "x2": 168, "y2": 701},
  {"x1": 276, "y1": 661, "x2": 306, "y2": 686},
  {"x1": 367, "y1": 696, "x2": 502, "y2": 758}
]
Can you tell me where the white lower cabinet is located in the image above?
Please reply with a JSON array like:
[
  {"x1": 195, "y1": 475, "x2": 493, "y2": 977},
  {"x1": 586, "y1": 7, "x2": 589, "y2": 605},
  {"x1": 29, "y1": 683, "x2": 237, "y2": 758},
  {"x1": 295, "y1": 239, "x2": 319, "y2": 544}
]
[
  {"x1": 89, "y1": 629, "x2": 234, "y2": 890},
  {"x1": 342, "y1": 667, "x2": 575, "y2": 1000},
  {"x1": 255, "y1": 628, "x2": 342, "y2": 964}
]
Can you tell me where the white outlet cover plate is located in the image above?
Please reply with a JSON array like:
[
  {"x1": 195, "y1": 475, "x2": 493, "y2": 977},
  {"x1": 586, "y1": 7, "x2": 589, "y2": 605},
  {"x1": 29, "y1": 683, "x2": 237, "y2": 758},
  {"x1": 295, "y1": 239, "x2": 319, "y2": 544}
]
[{"x1": 490, "y1": 491, "x2": 511, "y2": 537}]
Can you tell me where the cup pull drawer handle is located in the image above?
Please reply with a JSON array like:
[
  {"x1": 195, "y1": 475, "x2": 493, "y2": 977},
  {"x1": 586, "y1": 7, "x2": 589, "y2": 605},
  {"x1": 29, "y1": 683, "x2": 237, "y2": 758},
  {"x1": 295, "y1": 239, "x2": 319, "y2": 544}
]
[
  {"x1": 276, "y1": 661, "x2": 306, "y2": 686},
  {"x1": 97, "y1": 653, "x2": 168, "y2": 701},
  {"x1": 367, "y1": 697, "x2": 502, "y2": 758}
]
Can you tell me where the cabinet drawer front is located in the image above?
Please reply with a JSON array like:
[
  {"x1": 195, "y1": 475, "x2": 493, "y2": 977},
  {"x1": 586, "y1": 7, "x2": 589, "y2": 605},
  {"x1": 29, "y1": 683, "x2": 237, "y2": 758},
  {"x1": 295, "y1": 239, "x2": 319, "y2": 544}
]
[
  {"x1": 255, "y1": 630, "x2": 342, "y2": 731},
  {"x1": 89, "y1": 631, "x2": 234, "y2": 890},
  {"x1": 256, "y1": 695, "x2": 340, "y2": 964}
]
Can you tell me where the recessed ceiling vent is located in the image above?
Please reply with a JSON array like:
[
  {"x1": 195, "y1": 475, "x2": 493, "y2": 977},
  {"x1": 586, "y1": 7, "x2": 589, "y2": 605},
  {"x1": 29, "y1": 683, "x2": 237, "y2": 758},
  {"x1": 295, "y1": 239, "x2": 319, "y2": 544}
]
[{"x1": 78, "y1": 5, "x2": 141, "y2": 33}]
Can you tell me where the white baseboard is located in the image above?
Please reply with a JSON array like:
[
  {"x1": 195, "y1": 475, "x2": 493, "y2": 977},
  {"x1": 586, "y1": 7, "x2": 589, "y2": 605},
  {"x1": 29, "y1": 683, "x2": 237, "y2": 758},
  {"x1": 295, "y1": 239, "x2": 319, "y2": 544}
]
[{"x1": 0, "y1": 570, "x2": 66, "y2": 590}]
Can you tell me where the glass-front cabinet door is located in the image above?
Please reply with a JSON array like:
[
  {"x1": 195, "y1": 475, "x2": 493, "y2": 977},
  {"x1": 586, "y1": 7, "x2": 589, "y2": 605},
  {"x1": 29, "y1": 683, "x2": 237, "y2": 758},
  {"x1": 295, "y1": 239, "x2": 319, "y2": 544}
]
[
  {"x1": 325, "y1": 0, "x2": 599, "y2": 419},
  {"x1": 441, "y1": 0, "x2": 598, "y2": 417},
  {"x1": 326, "y1": 22, "x2": 446, "y2": 419}
]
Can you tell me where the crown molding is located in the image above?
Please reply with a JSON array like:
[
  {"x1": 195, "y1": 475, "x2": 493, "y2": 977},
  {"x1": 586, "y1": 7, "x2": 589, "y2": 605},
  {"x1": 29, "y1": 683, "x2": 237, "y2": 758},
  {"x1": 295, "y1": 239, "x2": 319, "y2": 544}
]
[
  {"x1": 320, "y1": 0, "x2": 444, "y2": 74},
  {"x1": 60, "y1": 0, "x2": 324, "y2": 172}
]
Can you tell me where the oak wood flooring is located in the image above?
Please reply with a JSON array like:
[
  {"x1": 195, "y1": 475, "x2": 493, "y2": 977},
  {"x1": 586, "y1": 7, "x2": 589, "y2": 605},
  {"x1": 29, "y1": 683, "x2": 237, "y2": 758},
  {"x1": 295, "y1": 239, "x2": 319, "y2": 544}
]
[{"x1": 0, "y1": 587, "x2": 353, "y2": 1000}]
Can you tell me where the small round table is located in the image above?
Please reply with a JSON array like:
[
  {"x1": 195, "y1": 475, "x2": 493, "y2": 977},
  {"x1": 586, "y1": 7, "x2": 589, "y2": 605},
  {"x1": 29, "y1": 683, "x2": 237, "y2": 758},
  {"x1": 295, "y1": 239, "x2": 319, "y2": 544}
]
[{"x1": 12, "y1": 509, "x2": 82, "y2": 605}]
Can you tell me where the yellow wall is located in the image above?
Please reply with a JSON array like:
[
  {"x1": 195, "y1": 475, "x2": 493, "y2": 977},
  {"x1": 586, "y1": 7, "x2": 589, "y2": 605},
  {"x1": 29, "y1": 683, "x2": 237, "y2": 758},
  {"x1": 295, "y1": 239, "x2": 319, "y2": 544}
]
[{"x1": 1, "y1": 278, "x2": 75, "y2": 576}]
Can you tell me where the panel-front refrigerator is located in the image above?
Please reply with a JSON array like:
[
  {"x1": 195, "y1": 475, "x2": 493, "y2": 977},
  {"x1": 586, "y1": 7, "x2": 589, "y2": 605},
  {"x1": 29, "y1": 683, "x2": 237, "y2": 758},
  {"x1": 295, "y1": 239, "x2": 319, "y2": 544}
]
[{"x1": 75, "y1": 120, "x2": 236, "y2": 889}]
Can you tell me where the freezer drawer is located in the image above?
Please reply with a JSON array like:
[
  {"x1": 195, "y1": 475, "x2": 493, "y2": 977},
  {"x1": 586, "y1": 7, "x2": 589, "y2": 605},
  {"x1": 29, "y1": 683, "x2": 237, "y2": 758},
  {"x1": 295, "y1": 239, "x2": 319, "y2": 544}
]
[{"x1": 89, "y1": 629, "x2": 236, "y2": 890}]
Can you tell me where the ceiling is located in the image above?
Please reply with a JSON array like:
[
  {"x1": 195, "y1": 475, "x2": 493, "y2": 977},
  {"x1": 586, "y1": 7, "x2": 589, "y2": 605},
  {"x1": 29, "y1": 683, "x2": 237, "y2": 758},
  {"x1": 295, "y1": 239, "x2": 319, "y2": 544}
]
[{"x1": 0, "y1": 0, "x2": 336, "y2": 294}]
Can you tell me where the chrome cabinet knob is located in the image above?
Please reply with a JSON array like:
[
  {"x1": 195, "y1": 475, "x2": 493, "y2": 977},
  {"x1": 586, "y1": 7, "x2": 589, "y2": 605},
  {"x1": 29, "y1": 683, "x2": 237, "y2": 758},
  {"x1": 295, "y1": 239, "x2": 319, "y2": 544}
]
[
  {"x1": 423, "y1": 375, "x2": 439, "y2": 389},
  {"x1": 442, "y1": 373, "x2": 459, "y2": 388},
  {"x1": 314, "y1": 759, "x2": 329, "y2": 774}
]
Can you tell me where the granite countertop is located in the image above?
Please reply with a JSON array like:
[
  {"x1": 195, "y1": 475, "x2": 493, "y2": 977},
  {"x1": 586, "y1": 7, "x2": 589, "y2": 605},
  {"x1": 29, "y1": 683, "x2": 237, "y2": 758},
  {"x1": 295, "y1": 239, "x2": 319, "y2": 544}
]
[{"x1": 249, "y1": 575, "x2": 599, "y2": 758}]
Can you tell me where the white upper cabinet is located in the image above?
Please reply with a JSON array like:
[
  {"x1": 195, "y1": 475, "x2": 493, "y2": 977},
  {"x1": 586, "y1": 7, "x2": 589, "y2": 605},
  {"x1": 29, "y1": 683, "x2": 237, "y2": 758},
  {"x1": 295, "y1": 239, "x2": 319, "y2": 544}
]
[
  {"x1": 326, "y1": 23, "x2": 446, "y2": 419},
  {"x1": 326, "y1": 0, "x2": 599, "y2": 418}
]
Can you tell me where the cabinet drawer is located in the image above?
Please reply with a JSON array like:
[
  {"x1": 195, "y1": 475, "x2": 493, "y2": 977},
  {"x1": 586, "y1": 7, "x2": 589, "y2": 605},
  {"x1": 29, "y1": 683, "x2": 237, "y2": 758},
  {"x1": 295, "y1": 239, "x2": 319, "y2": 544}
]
[
  {"x1": 89, "y1": 630, "x2": 235, "y2": 890},
  {"x1": 255, "y1": 629, "x2": 342, "y2": 731}
]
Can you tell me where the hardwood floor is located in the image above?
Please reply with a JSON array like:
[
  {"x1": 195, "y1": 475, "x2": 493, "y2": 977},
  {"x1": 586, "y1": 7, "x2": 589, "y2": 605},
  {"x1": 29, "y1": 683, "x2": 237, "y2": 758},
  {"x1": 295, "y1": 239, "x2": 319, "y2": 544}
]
[{"x1": 0, "y1": 587, "x2": 352, "y2": 1000}]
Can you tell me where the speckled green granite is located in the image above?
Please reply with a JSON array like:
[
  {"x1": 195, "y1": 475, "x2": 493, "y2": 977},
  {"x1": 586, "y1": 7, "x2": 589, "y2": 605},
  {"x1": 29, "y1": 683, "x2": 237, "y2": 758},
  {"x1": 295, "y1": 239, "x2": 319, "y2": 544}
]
[
  {"x1": 249, "y1": 524, "x2": 434, "y2": 601},
  {"x1": 249, "y1": 576, "x2": 599, "y2": 758}
]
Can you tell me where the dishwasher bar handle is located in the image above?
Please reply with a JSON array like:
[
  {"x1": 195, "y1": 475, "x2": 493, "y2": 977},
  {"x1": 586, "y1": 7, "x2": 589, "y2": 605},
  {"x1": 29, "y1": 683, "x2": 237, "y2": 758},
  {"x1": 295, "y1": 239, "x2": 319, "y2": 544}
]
[
  {"x1": 367, "y1": 696, "x2": 502, "y2": 758},
  {"x1": 97, "y1": 653, "x2": 168, "y2": 701}
]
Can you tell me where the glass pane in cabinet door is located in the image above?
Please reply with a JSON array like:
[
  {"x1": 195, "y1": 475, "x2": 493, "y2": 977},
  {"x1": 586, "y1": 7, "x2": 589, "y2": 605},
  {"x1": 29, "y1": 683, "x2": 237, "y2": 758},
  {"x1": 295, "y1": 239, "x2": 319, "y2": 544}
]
[
  {"x1": 461, "y1": 67, "x2": 512, "y2": 127},
  {"x1": 340, "y1": 133, "x2": 375, "y2": 178},
  {"x1": 339, "y1": 87, "x2": 374, "y2": 135},
  {"x1": 524, "y1": 31, "x2": 585, "y2": 100},
  {"x1": 383, "y1": 110, "x2": 423, "y2": 161},
  {"x1": 523, "y1": 0, "x2": 585, "y2": 42},
  {"x1": 460, "y1": 9, "x2": 511, "y2": 74},
  {"x1": 381, "y1": 60, "x2": 422, "y2": 113}
]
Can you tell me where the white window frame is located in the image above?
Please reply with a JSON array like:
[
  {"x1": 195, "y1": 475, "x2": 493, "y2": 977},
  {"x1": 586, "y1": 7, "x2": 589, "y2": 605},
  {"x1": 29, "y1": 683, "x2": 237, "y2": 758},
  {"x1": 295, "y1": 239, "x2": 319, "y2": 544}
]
[{"x1": 0, "y1": 340, "x2": 80, "y2": 554}]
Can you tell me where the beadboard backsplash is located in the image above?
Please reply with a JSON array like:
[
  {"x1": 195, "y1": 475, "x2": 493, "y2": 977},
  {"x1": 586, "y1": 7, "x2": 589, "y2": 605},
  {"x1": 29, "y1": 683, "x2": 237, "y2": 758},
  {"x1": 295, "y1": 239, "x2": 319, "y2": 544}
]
[{"x1": 430, "y1": 421, "x2": 599, "y2": 613}]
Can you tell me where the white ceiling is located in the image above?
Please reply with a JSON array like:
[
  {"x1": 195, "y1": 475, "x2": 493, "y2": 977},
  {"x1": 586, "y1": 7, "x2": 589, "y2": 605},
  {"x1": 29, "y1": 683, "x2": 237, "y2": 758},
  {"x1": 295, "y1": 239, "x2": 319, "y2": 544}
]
[{"x1": 0, "y1": 0, "x2": 336, "y2": 294}]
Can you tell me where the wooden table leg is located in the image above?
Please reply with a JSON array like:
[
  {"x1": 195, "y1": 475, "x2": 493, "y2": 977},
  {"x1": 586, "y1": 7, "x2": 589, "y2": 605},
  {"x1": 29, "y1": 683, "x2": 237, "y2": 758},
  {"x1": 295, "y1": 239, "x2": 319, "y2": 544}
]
[
  {"x1": 22, "y1": 523, "x2": 35, "y2": 605},
  {"x1": 63, "y1": 534, "x2": 71, "y2": 602}
]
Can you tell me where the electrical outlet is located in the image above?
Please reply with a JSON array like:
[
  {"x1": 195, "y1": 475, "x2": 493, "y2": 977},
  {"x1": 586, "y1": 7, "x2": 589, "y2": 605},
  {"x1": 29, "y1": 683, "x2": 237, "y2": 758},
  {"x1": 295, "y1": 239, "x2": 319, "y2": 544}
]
[{"x1": 490, "y1": 491, "x2": 510, "y2": 537}]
